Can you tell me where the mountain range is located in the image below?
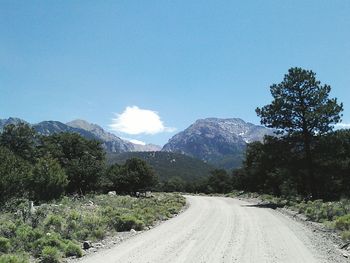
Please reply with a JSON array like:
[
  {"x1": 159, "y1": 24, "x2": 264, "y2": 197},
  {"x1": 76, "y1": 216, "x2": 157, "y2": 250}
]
[
  {"x1": 0, "y1": 117, "x2": 273, "y2": 169},
  {"x1": 0, "y1": 118, "x2": 161, "y2": 153},
  {"x1": 162, "y1": 118, "x2": 273, "y2": 169}
]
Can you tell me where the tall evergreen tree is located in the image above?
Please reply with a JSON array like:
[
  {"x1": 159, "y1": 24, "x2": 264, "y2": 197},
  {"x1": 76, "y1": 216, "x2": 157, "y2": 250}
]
[{"x1": 256, "y1": 67, "x2": 343, "y2": 196}]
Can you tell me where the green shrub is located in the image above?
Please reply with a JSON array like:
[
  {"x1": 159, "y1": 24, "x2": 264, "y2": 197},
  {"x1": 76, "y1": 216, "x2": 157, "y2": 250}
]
[
  {"x1": 0, "y1": 193, "x2": 185, "y2": 261},
  {"x1": 40, "y1": 246, "x2": 61, "y2": 263},
  {"x1": 118, "y1": 215, "x2": 144, "y2": 231},
  {"x1": 74, "y1": 228, "x2": 90, "y2": 241},
  {"x1": 0, "y1": 254, "x2": 29, "y2": 263},
  {"x1": 32, "y1": 233, "x2": 65, "y2": 257},
  {"x1": 64, "y1": 241, "x2": 83, "y2": 257},
  {"x1": 0, "y1": 221, "x2": 16, "y2": 239},
  {"x1": 0, "y1": 237, "x2": 10, "y2": 253},
  {"x1": 82, "y1": 215, "x2": 103, "y2": 231},
  {"x1": 334, "y1": 214, "x2": 350, "y2": 231},
  {"x1": 341, "y1": 230, "x2": 350, "y2": 241},
  {"x1": 44, "y1": 214, "x2": 65, "y2": 232},
  {"x1": 14, "y1": 224, "x2": 43, "y2": 251},
  {"x1": 91, "y1": 228, "x2": 105, "y2": 240}
]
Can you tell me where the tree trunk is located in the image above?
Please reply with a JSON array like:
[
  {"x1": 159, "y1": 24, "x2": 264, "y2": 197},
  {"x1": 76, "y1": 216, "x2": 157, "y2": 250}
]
[{"x1": 303, "y1": 133, "x2": 315, "y2": 198}]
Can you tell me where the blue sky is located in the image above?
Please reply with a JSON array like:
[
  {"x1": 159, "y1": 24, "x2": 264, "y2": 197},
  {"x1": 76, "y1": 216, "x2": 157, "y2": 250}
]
[{"x1": 1, "y1": 1, "x2": 349, "y2": 145}]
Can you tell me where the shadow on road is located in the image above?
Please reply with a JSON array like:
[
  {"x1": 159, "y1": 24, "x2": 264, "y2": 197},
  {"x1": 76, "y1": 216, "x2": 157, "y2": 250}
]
[{"x1": 240, "y1": 203, "x2": 283, "y2": 210}]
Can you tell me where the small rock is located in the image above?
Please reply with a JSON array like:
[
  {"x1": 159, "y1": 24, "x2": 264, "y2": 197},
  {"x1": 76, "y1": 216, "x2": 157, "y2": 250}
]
[
  {"x1": 108, "y1": 191, "x2": 116, "y2": 196},
  {"x1": 94, "y1": 242, "x2": 103, "y2": 248},
  {"x1": 83, "y1": 241, "x2": 92, "y2": 250},
  {"x1": 343, "y1": 253, "x2": 349, "y2": 258},
  {"x1": 130, "y1": 229, "x2": 137, "y2": 234}
]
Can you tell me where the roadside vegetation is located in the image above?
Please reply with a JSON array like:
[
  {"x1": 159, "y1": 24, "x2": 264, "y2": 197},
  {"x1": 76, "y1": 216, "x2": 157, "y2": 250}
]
[
  {"x1": 225, "y1": 191, "x2": 350, "y2": 242},
  {"x1": 0, "y1": 193, "x2": 185, "y2": 262},
  {"x1": 0, "y1": 123, "x2": 185, "y2": 262}
]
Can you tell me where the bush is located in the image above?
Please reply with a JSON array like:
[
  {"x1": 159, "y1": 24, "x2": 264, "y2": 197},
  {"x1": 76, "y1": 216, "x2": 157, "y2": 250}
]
[
  {"x1": 118, "y1": 215, "x2": 144, "y2": 231},
  {"x1": 91, "y1": 228, "x2": 105, "y2": 240},
  {"x1": 15, "y1": 225, "x2": 43, "y2": 251},
  {"x1": 40, "y1": 246, "x2": 61, "y2": 263},
  {"x1": 64, "y1": 241, "x2": 83, "y2": 257},
  {"x1": 0, "y1": 254, "x2": 29, "y2": 263},
  {"x1": 334, "y1": 214, "x2": 350, "y2": 231},
  {"x1": 44, "y1": 214, "x2": 65, "y2": 232},
  {"x1": 0, "y1": 193, "x2": 185, "y2": 261},
  {"x1": 0, "y1": 237, "x2": 10, "y2": 253},
  {"x1": 32, "y1": 233, "x2": 65, "y2": 258},
  {"x1": 0, "y1": 221, "x2": 16, "y2": 239},
  {"x1": 341, "y1": 231, "x2": 350, "y2": 241}
]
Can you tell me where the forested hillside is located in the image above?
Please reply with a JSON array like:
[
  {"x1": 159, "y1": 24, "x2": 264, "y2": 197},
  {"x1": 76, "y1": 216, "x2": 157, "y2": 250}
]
[{"x1": 107, "y1": 151, "x2": 214, "y2": 182}]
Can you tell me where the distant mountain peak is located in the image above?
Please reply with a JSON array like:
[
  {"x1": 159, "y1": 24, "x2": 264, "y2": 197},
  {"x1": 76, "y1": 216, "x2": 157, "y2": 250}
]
[
  {"x1": 66, "y1": 119, "x2": 162, "y2": 152},
  {"x1": 0, "y1": 117, "x2": 28, "y2": 132},
  {"x1": 66, "y1": 119, "x2": 100, "y2": 131},
  {"x1": 162, "y1": 117, "x2": 273, "y2": 169}
]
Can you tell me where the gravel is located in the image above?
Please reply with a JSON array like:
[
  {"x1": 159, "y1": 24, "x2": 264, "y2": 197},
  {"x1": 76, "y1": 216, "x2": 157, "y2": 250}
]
[{"x1": 74, "y1": 195, "x2": 349, "y2": 263}]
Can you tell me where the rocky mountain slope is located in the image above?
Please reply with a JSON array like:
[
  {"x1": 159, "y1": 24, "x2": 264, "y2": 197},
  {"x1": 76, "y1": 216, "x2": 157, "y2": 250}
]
[{"x1": 162, "y1": 118, "x2": 274, "y2": 169}]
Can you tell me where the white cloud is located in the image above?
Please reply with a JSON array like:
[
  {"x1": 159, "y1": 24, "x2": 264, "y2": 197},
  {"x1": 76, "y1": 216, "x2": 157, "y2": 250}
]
[
  {"x1": 110, "y1": 106, "x2": 176, "y2": 135},
  {"x1": 335, "y1": 123, "x2": 350, "y2": 130}
]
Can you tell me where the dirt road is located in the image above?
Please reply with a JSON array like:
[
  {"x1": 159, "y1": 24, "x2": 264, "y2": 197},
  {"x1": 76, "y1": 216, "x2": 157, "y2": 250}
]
[{"x1": 80, "y1": 195, "x2": 347, "y2": 263}]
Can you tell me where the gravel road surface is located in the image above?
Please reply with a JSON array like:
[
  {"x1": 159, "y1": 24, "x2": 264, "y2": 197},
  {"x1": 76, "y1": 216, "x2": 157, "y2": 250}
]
[{"x1": 79, "y1": 195, "x2": 348, "y2": 263}]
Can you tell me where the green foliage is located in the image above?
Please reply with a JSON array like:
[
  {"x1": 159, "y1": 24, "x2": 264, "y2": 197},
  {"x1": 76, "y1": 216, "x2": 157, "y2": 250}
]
[
  {"x1": 0, "y1": 123, "x2": 37, "y2": 162},
  {"x1": 0, "y1": 237, "x2": 10, "y2": 253},
  {"x1": 0, "y1": 124, "x2": 106, "y2": 203},
  {"x1": 162, "y1": 177, "x2": 186, "y2": 192},
  {"x1": 118, "y1": 215, "x2": 144, "y2": 231},
  {"x1": 104, "y1": 158, "x2": 158, "y2": 194},
  {"x1": 0, "y1": 254, "x2": 29, "y2": 263},
  {"x1": 0, "y1": 147, "x2": 32, "y2": 203},
  {"x1": 0, "y1": 193, "x2": 185, "y2": 261},
  {"x1": 41, "y1": 246, "x2": 61, "y2": 263},
  {"x1": 64, "y1": 241, "x2": 82, "y2": 257},
  {"x1": 30, "y1": 157, "x2": 68, "y2": 201},
  {"x1": 256, "y1": 67, "x2": 343, "y2": 197},
  {"x1": 236, "y1": 130, "x2": 350, "y2": 200},
  {"x1": 207, "y1": 169, "x2": 232, "y2": 194},
  {"x1": 341, "y1": 231, "x2": 350, "y2": 242},
  {"x1": 256, "y1": 67, "x2": 343, "y2": 136},
  {"x1": 334, "y1": 214, "x2": 350, "y2": 231},
  {"x1": 40, "y1": 132, "x2": 105, "y2": 194},
  {"x1": 107, "y1": 151, "x2": 213, "y2": 182}
]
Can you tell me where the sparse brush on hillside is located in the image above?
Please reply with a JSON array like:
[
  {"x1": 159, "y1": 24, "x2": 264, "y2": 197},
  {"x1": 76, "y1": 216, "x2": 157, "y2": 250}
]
[{"x1": 0, "y1": 193, "x2": 186, "y2": 262}]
